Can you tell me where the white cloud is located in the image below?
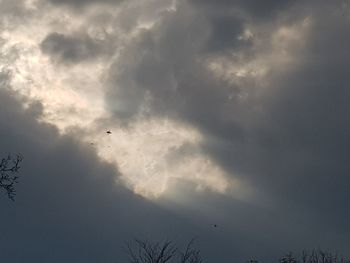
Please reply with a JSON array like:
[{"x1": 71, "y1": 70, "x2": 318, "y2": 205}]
[{"x1": 0, "y1": 0, "x2": 246, "y2": 200}]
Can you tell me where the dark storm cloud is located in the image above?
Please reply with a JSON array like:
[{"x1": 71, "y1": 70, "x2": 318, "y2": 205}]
[
  {"x1": 189, "y1": 0, "x2": 297, "y2": 19},
  {"x1": 105, "y1": 1, "x2": 244, "y2": 123},
  {"x1": 0, "y1": 84, "x2": 206, "y2": 262},
  {"x1": 242, "y1": 7, "x2": 350, "y2": 214},
  {"x1": 104, "y1": 0, "x2": 350, "y2": 256},
  {"x1": 0, "y1": 81, "x2": 325, "y2": 262},
  {"x1": 197, "y1": 0, "x2": 350, "y2": 210},
  {"x1": 206, "y1": 15, "x2": 249, "y2": 52},
  {"x1": 1, "y1": 70, "x2": 347, "y2": 262},
  {"x1": 40, "y1": 32, "x2": 115, "y2": 64},
  {"x1": 2, "y1": 0, "x2": 350, "y2": 261}
]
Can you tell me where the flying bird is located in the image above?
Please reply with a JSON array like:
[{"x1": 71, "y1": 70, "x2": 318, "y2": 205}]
[{"x1": 106, "y1": 130, "x2": 112, "y2": 135}]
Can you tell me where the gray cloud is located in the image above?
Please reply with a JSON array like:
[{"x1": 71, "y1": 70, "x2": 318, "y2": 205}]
[
  {"x1": 206, "y1": 15, "x2": 249, "y2": 52},
  {"x1": 0, "y1": 82, "x2": 207, "y2": 262},
  {"x1": 0, "y1": 83, "x2": 315, "y2": 262},
  {"x1": 189, "y1": 0, "x2": 297, "y2": 19},
  {"x1": 104, "y1": 0, "x2": 350, "y2": 255},
  {"x1": 105, "y1": 2, "x2": 238, "y2": 122},
  {"x1": 1, "y1": 59, "x2": 347, "y2": 262},
  {"x1": 40, "y1": 32, "x2": 115, "y2": 64},
  {"x1": 45, "y1": 0, "x2": 125, "y2": 8},
  {"x1": 2, "y1": 0, "x2": 350, "y2": 261},
  {"x1": 0, "y1": 0, "x2": 26, "y2": 15}
]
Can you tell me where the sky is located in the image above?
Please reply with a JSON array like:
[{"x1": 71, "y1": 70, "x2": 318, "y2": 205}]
[{"x1": 0, "y1": 0, "x2": 350, "y2": 262}]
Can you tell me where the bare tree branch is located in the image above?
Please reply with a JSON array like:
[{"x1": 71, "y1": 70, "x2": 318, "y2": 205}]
[
  {"x1": 125, "y1": 238, "x2": 203, "y2": 263},
  {"x1": 179, "y1": 239, "x2": 202, "y2": 263},
  {"x1": 125, "y1": 239, "x2": 177, "y2": 263},
  {"x1": 279, "y1": 250, "x2": 350, "y2": 263},
  {"x1": 0, "y1": 154, "x2": 23, "y2": 201}
]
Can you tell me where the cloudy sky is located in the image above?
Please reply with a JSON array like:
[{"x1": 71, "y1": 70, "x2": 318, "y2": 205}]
[{"x1": 1, "y1": 0, "x2": 350, "y2": 262}]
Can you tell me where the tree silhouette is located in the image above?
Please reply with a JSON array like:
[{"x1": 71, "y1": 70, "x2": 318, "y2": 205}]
[
  {"x1": 125, "y1": 238, "x2": 350, "y2": 263},
  {"x1": 125, "y1": 239, "x2": 202, "y2": 263},
  {"x1": 0, "y1": 154, "x2": 22, "y2": 201},
  {"x1": 280, "y1": 252, "x2": 297, "y2": 263},
  {"x1": 277, "y1": 250, "x2": 350, "y2": 263},
  {"x1": 179, "y1": 239, "x2": 202, "y2": 263}
]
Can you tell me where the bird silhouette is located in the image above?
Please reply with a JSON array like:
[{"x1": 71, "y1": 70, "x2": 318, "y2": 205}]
[{"x1": 106, "y1": 130, "x2": 112, "y2": 134}]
